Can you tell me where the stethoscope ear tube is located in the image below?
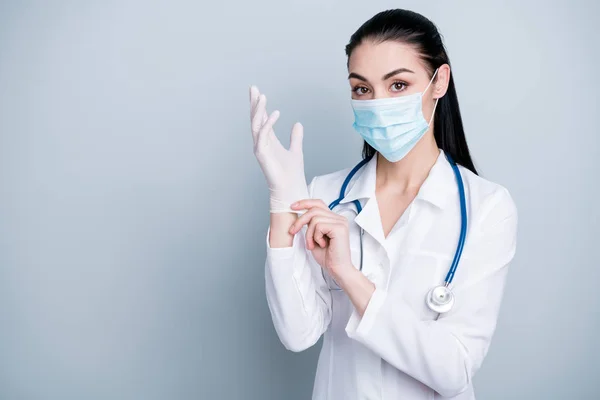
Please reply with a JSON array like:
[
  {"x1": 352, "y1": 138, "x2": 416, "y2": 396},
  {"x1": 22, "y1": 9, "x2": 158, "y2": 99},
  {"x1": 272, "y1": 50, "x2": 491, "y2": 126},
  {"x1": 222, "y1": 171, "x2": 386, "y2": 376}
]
[
  {"x1": 425, "y1": 154, "x2": 467, "y2": 314},
  {"x1": 443, "y1": 154, "x2": 468, "y2": 286}
]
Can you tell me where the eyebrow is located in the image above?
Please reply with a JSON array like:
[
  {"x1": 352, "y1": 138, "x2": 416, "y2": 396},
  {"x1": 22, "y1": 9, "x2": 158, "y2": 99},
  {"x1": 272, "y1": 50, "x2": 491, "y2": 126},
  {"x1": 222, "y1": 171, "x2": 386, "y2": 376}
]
[
  {"x1": 383, "y1": 68, "x2": 415, "y2": 80},
  {"x1": 348, "y1": 68, "x2": 415, "y2": 82}
]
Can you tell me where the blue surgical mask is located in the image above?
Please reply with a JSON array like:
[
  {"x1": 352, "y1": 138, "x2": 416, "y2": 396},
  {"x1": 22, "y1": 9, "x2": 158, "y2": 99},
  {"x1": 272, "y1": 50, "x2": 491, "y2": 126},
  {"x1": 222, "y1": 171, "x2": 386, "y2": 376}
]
[{"x1": 351, "y1": 69, "x2": 439, "y2": 162}]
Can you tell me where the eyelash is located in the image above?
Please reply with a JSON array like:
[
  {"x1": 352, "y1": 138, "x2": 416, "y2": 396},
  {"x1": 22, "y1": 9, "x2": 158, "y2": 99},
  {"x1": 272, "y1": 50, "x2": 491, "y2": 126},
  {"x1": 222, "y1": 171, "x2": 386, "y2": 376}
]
[
  {"x1": 353, "y1": 86, "x2": 370, "y2": 95},
  {"x1": 352, "y1": 81, "x2": 408, "y2": 96}
]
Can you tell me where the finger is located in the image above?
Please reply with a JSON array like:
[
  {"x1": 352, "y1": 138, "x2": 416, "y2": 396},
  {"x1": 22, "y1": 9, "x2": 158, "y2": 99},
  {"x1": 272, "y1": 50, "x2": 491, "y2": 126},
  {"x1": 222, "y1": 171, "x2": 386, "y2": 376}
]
[
  {"x1": 313, "y1": 223, "x2": 328, "y2": 248},
  {"x1": 314, "y1": 221, "x2": 341, "y2": 248},
  {"x1": 305, "y1": 220, "x2": 316, "y2": 250},
  {"x1": 307, "y1": 216, "x2": 341, "y2": 249},
  {"x1": 249, "y1": 86, "x2": 260, "y2": 117},
  {"x1": 306, "y1": 217, "x2": 326, "y2": 250},
  {"x1": 256, "y1": 109, "x2": 280, "y2": 150},
  {"x1": 289, "y1": 122, "x2": 304, "y2": 154},
  {"x1": 291, "y1": 199, "x2": 330, "y2": 212},
  {"x1": 258, "y1": 95, "x2": 271, "y2": 131},
  {"x1": 262, "y1": 109, "x2": 268, "y2": 125},
  {"x1": 251, "y1": 94, "x2": 267, "y2": 141},
  {"x1": 250, "y1": 87, "x2": 261, "y2": 122},
  {"x1": 289, "y1": 207, "x2": 335, "y2": 234}
]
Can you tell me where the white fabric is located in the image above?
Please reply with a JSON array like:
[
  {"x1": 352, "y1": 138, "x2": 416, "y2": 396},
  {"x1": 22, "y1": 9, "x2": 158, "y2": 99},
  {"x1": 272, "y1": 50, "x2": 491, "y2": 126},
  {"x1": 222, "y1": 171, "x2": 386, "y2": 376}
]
[{"x1": 264, "y1": 149, "x2": 518, "y2": 400}]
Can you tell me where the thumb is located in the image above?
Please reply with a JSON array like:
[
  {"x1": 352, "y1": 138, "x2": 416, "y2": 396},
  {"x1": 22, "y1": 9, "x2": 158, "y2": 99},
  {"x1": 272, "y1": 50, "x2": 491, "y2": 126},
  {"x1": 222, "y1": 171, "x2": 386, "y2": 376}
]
[{"x1": 289, "y1": 122, "x2": 304, "y2": 153}]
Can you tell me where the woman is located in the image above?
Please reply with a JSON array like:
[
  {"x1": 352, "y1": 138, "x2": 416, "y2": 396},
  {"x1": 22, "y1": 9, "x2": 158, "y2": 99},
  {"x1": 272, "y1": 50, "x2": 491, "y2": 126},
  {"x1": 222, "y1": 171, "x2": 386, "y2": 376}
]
[{"x1": 249, "y1": 9, "x2": 517, "y2": 400}]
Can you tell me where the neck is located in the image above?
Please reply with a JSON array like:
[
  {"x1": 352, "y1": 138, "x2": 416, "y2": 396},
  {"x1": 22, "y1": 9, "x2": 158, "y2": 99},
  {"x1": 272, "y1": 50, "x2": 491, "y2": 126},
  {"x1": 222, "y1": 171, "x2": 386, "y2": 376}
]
[{"x1": 375, "y1": 133, "x2": 440, "y2": 194}]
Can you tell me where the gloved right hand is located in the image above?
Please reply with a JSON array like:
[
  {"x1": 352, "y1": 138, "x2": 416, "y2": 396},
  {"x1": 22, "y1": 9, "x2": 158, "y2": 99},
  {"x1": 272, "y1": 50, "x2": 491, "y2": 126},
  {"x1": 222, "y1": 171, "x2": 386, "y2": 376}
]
[{"x1": 249, "y1": 86, "x2": 310, "y2": 214}]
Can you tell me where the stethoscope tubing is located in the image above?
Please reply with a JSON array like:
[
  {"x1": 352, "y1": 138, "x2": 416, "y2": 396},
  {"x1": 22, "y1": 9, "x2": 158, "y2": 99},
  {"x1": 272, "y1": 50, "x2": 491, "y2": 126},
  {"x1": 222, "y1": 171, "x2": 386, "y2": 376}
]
[{"x1": 324, "y1": 153, "x2": 467, "y2": 308}]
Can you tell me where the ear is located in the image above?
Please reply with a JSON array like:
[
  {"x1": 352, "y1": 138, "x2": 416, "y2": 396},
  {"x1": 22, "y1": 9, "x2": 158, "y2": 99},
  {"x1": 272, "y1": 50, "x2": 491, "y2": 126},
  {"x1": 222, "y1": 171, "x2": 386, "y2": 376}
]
[{"x1": 433, "y1": 64, "x2": 451, "y2": 99}]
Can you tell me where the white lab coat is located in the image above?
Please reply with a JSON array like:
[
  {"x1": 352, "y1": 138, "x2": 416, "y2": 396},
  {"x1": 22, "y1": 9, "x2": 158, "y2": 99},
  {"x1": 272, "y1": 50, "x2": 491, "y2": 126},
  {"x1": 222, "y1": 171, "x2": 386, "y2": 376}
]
[{"x1": 264, "y1": 149, "x2": 518, "y2": 400}]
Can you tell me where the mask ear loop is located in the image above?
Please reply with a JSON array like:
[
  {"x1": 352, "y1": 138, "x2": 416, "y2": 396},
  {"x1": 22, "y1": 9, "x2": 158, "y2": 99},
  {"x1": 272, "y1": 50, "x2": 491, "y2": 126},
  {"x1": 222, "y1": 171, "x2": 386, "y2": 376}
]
[
  {"x1": 423, "y1": 68, "x2": 439, "y2": 95},
  {"x1": 423, "y1": 68, "x2": 440, "y2": 126},
  {"x1": 428, "y1": 98, "x2": 439, "y2": 126}
]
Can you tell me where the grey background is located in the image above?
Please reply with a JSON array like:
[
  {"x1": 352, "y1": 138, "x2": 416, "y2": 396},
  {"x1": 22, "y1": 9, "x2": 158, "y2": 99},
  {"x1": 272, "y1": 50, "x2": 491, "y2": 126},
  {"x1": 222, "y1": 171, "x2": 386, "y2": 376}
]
[{"x1": 0, "y1": 0, "x2": 598, "y2": 399}]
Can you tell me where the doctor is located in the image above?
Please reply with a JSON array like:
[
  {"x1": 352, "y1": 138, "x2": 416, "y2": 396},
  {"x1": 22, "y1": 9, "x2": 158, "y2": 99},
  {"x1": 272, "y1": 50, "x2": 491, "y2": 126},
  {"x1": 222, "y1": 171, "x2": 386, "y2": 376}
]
[{"x1": 249, "y1": 9, "x2": 517, "y2": 400}]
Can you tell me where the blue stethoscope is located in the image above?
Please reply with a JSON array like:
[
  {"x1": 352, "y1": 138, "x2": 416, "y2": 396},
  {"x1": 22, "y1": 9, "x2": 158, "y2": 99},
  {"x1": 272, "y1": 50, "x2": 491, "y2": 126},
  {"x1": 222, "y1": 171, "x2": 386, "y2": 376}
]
[{"x1": 327, "y1": 153, "x2": 467, "y2": 314}]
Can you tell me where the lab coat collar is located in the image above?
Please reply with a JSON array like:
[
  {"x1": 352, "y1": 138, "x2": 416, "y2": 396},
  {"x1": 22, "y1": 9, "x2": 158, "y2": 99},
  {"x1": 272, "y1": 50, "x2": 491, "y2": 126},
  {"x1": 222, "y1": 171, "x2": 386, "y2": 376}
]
[
  {"x1": 338, "y1": 154, "x2": 377, "y2": 206},
  {"x1": 415, "y1": 149, "x2": 457, "y2": 209},
  {"x1": 338, "y1": 149, "x2": 457, "y2": 210}
]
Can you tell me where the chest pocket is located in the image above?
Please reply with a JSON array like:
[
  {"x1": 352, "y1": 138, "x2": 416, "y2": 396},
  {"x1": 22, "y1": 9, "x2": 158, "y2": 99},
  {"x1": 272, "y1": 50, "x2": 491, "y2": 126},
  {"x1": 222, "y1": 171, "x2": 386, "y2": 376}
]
[{"x1": 392, "y1": 252, "x2": 446, "y2": 321}]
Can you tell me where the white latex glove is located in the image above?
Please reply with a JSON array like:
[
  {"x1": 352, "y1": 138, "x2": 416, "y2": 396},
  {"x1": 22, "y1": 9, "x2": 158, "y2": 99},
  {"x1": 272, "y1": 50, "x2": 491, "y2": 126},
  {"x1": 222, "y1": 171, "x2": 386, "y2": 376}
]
[{"x1": 249, "y1": 85, "x2": 309, "y2": 213}]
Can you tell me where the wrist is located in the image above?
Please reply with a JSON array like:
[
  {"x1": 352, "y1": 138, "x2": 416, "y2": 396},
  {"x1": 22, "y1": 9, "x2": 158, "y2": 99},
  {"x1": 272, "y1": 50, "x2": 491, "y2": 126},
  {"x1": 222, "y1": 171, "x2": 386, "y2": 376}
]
[
  {"x1": 333, "y1": 264, "x2": 362, "y2": 290},
  {"x1": 335, "y1": 265, "x2": 375, "y2": 316},
  {"x1": 269, "y1": 182, "x2": 310, "y2": 213},
  {"x1": 269, "y1": 212, "x2": 298, "y2": 248}
]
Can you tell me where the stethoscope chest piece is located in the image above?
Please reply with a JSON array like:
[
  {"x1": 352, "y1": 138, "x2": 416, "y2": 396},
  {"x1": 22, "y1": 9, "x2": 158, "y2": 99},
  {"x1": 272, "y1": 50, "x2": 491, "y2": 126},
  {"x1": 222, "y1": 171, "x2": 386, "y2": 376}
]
[{"x1": 426, "y1": 285, "x2": 455, "y2": 314}]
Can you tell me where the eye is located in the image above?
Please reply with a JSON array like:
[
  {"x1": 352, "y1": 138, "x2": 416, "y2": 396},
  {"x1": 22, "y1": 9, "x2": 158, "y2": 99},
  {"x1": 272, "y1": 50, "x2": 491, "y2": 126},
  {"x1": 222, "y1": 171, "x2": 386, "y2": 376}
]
[
  {"x1": 353, "y1": 86, "x2": 370, "y2": 96},
  {"x1": 390, "y1": 81, "x2": 407, "y2": 92}
]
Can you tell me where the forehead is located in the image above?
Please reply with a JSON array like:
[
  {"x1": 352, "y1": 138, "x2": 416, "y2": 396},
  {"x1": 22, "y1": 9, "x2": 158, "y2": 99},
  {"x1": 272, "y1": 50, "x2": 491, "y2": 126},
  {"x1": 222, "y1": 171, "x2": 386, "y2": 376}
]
[{"x1": 348, "y1": 40, "x2": 427, "y2": 77}]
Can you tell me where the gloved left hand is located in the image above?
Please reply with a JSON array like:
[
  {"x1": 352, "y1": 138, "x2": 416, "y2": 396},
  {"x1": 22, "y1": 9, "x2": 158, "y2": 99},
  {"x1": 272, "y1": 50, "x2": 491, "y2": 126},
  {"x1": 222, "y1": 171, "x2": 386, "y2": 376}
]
[{"x1": 249, "y1": 86, "x2": 310, "y2": 213}]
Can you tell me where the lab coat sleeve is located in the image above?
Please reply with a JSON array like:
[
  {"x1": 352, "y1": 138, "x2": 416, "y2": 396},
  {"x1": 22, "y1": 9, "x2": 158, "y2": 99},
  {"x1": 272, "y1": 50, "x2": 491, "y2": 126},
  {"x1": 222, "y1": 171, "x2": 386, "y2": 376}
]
[
  {"x1": 345, "y1": 187, "x2": 518, "y2": 398},
  {"x1": 264, "y1": 176, "x2": 333, "y2": 352}
]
